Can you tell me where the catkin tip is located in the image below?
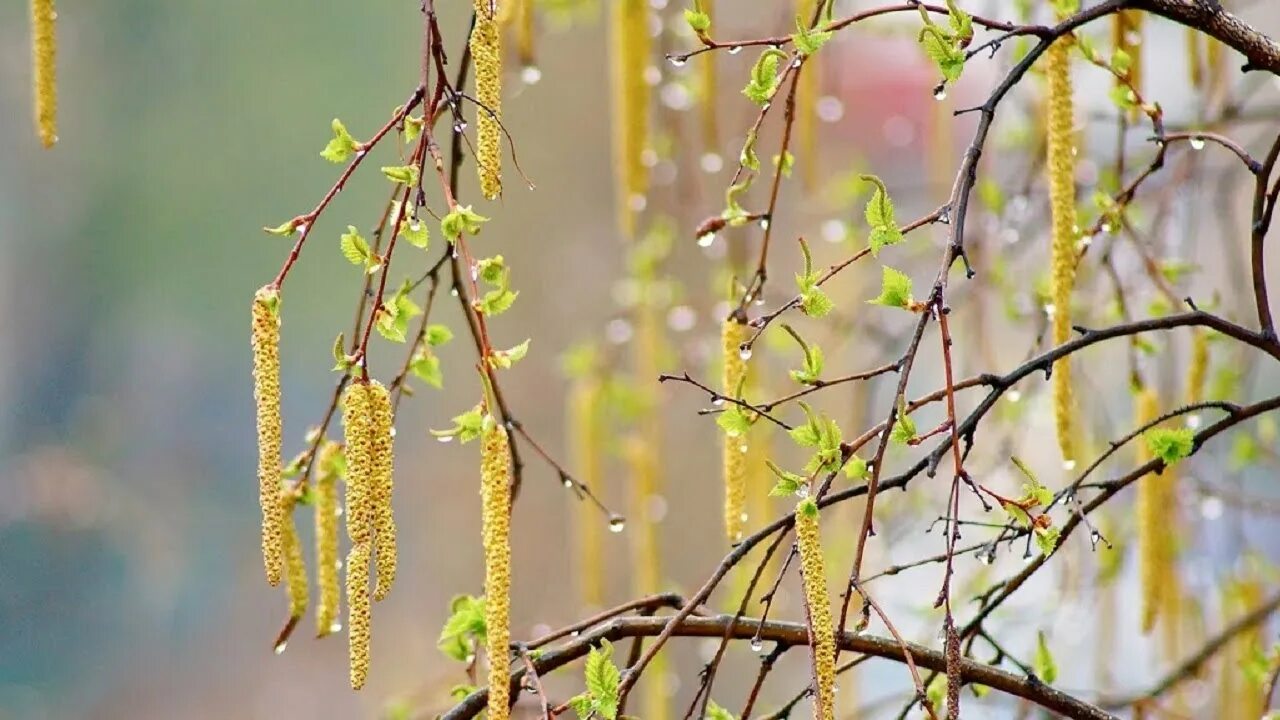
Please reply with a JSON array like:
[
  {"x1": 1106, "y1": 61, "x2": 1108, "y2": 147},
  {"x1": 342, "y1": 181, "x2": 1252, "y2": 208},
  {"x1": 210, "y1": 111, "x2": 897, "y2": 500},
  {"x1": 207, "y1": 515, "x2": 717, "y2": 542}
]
[
  {"x1": 252, "y1": 286, "x2": 284, "y2": 586},
  {"x1": 347, "y1": 542, "x2": 372, "y2": 690}
]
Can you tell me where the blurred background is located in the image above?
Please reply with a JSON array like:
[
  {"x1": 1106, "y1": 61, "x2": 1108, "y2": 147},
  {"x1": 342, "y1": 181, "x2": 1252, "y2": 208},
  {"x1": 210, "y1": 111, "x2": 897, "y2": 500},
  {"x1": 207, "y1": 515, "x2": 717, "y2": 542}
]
[{"x1": 2, "y1": 1, "x2": 1279, "y2": 718}]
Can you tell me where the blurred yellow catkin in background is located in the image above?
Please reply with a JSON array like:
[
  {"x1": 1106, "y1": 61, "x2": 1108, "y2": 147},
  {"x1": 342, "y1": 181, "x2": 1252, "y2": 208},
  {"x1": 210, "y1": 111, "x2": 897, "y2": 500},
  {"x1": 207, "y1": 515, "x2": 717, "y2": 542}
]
[
  {"x1": 721, "y1": 318, "x2": 749, "y2": 544},
  {"x1": 30, "y1": 0, "x2": 57, "y2": 147},
  {"x1": 569, "y1": 376, "x2": 605, "y2": 608},
  {"x1": 1133, "y1": 386, "x2": 1170, "y2": 635},
  {"x1": 795, "y1": 0, "x2": 820, "y2": 189},
  {"x1": 1045, "y1": 37, "x2": 1079, "y2": 467},
  {"x1": 282, "y1": 496, "x2": 309, "y2": 621},
  {"x1": 252, "y1": 286, "x2": 285, "y2": 586},
  {"x1": 611, "y1": 0, "x2": 650, "y2": 237}
]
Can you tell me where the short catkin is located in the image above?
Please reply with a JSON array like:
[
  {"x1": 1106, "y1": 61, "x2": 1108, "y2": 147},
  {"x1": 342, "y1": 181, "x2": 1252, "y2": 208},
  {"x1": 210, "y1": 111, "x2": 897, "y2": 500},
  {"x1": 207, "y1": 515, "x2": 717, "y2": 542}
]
[
  {"x1": 611, "y1": 0, "x2": 650, "y2": 237},
  {"x1": 569, "y1": 377, "x2": 605, "y2": 608},
  {"x1": 471, "y1": 0, "x2": 503, "y2": 199},
  {"x1": 315, "y1": 441, "x2": 341, "y2": 636},
  {"x1": 721, "y1": 318, "x2": 748, "y2": 543},
  {"x1": 795, "y1": 498, "x2": 836, "y2": 720},
  {"x1": 31, "y1": 0, "x2": 57, "y2": 148},
  {"x1": 252, "y1": 286, "x2": 285, "y2": 586},
  {"x1": 367, "y1": 382, "x2": 397, "y2": 602},
  {"x1": 1045, "y1": 37, "x2": 1079, "y2": 466},
  {"x1": 1134, "y1": 385, "x2": 1165, "y2": 634},
  {"x1": 481, "y1": 419, "x2": 513, "y2": 720}
]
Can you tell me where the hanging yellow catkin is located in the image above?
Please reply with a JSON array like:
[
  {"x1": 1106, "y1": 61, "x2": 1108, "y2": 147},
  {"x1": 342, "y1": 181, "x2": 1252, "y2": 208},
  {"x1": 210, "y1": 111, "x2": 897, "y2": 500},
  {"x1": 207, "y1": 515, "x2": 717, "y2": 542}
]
[
  {"x1": 481, "y1": 419, "x2": 513, "y2": 720},
  {"x1": 471, "y1": 0, "x2": 503, "y2": 200},
  {"x1": 1045, "y1": 37, "x2": 1079, "y2": 467},
  {"x1": 1186, "y1": 329, "x2": 1209, "y2": 404},
  {"x1": 1186, "y1": 28, "x2": 1203, "y2": 90},
  {"x1": 795, "y1": 498, "x2": 836, "y2": 720},
  {"x1": 252, "y1": 286, "x2": 285, "y2": 586},
  {"x1": 1134, "y1": 386, "x2": 1164, "y2": 634},
  {"x1": 795, "y1": 0, "x2": 820, "y2": 190},
  {"x1": 315, "y1": 441, "x2": 341, "y2": 636},
  {"x1": 282, "y1": 496, "x2": 308, "y2": 621},
  {"x1": 1111, "y1": 11, "x2": 1143, "y2": 122},
  {"x1": 721, "y1": 318, "x2": 748, "y2": 543},
  {"x1": 1220, "y1": 575, "x2": 1266, "y2": 719},
  {"x1": 342, "y1": 383, "x2": 376, "y2": 689},
  {"x1": 569, "y1": 377, "x2": 605, "y2": 608},
  {"x1": 30, "y1": 0, "x2": 56, "y2": 148},
  {"x1": 366, "y1": 381, "x2": 397, "y2": 602},
  {"x1": 611, "y1": 0, "x2": 650, "y2": 237},
  {"x1": 516, "y1": 0, "x2": 535, "y2": 70}
]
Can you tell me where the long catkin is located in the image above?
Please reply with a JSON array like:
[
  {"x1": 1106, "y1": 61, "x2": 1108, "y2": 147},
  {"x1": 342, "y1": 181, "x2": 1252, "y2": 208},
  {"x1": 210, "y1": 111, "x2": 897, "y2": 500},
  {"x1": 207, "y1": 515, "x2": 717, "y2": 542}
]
[
  {"x1": 481, "y1": 420, "x2": 513, "y2": 720},
  {"x1": 367, "y1": 382, "x2": 397, "y2": 602},
  {"x1": 699, "y1": 0, "x2": 718, "y2": 155},
  {"x1": 795, "y1": 498, "x2": 836, "y2": 720},
  {"x1": 721, "y1": 319, "x2": 748, "y2": 543},
  {"x1": 31, "y1": 0, "x2": 56, "y2": 148},
  {"x1": 1045, "y1": 37, "x2": 1079, "y2": 467},
  {"x1": 252, "y1": 286, "x2": 285, "y2": 586},
  {"x1": 342, "y1": 383, "x2": 375, "y2": 689},
  {"x1": 471, "y1": 0, "x2": 503, "y2": 199},
  {"x1": 611, "y1": 0, "x2": 650, "y2": 237},
  {"x1": 315, "y1": 441, "x2": 341, "y2": 636},
  {"x1": 569, "y1": 377, "x2": 605, "y2": 608},
  {"x1": 1134, "y1": 386, "x2": 1164, "y2": 634}
]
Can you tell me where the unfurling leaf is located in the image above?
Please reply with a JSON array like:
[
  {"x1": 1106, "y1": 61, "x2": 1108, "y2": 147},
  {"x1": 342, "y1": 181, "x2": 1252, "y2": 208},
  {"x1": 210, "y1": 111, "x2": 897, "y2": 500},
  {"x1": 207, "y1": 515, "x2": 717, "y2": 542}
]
[{"x1": 321, "y1": 118, "x2": 362, "y2": 164}]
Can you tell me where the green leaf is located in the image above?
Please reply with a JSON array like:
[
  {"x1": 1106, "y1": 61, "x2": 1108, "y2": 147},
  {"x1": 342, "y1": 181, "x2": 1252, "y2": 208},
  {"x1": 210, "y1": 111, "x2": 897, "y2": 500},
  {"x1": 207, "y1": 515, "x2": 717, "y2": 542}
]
[
  {"x1": 684, "y1": 7, "x2": 711, "y2": 33},
  {"x1": 321, "y1": 118, "x2": 362, "y2": 164},
  {"x1": 432, "y1": 404, "x2": 487, "y2": 443},
  {"x1": 583, "y1": 640, "x2": 621, "y2": 720},
  {"x1": 1111, "y1": 48, "x2": 1132, "y2": 76},
  {"x1": 425, "y1": 324, "x2": 454, "y2": 346},
  {"x1": 800, "y1": 286, "x2": 834, "y2": 318},
  {"x1": 567, "y1": 694, "x2": 593, "y2": 720},
  {"x1": 477, "y1": 255, "x2": 508, "y2": 285},
  {"x1": 410, "y1": 349, "x2": 443, "y2": 389},
  {"x1": 332, "y1": 332, "x2": 356, "y2": 373},
  {"x1": 403, "y1": 115, "x2": 424, "y2": 144},
  {"x1": 918, "y1": 26, "x2": 965, "y2": 82},
  {"x1": 489, "y1": 339, "x2": 531, "y2": 369},
  {"x1": 784, "y1": 325, "x2": 823, "y2": 384},
  {"x1": 890, "y1": 414, "x2": 917, "y2": 444},
  {"x1": 766, "y1": 461, "x2": 807, "y2": 497},
  {"x1": 263, "y1": 219, "x2": 299, "y2": 236},
  {"x1": 706, "y1": 700, "x2": 736, "y2": 720},
  {"x1": 1035, "y1": 525, "x2": 1061, "y2": 555},
  {"x1": 340, "y1": 226, "x2": 376, "y2": 272},
  {"x1": 843, "y1": 454, "x2": 869, "y2": 480},
  {"x1": 792, "y1": 17, "x2": 833, "y2": 57},
  {"x1": 437, "y1": 595, "x2": 487, "y2": 662},
  {"x1": 740, "y1": 130, "x2": 760, "y2": 171},
  {"x1": 375, "y1": 281, "x2": 423, "y2": 343},
  {"x1": 772, "y1": 151, "x2": 795, "y2": 177},
  {"x1": 743, "y1": 49, "x2": 787, "y2": 105},
  {"x1": 401, "y1": 215, "x2": 430, "y2": 249},
  {"x1": 716, "y1": 405, "x2": 753, "y2": 438},
  {"x1": 1144, "y1": 428, "x2": 1195, "y2": 466},
  {"x1": 382, "y1": 164, "x2": 420, "y2": 186},
  {"x1": 861, "y1": 175, "x2": 904, "y2": 254},
  {"x1": 442, "y1": 205, "x2": 490, "y2": 242},
  {"x1": 868, "y1": 266, "x2": 914, "y2": 309},
  {"x1": 479, "y1": 288, "x2": 519, "y2": 316},
  {"x1": 1033, "y1": 631, "x2": 1058, "y2": 683}
]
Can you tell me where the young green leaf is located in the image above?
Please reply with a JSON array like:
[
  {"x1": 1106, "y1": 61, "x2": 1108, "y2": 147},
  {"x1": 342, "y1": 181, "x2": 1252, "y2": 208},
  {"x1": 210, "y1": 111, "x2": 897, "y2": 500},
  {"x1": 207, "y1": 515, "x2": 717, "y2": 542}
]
[
  {"x1": 684, "y1": 7, "x2": 711, "y2": 33},
  {"x1": 861, "y1": 175, "x2": 904, "y2": 255},
  {"x1": 743, "y1": 49, "x2": 788, "y2": 105},
  {"x1": 766, "y1": 460, "x2": 807, "y2": 497},
  {"x1": 263, "y1": 219, "x2": 299, "y2": 236},
  {"x1": 792, "y1": 17, "x2": 833, "y2": 57},
  {"x1": 489, "y1": 339, "x2": 531, "y2": 369},
  {"x1": 706, "y1": 700, "x2": 737, "y2": 720},
  {"x1": 582, "y1": 640, "x2": 621, "y2": 720},
  {"x1": 890, "y1": 414, "x2": 917, "y2": 444},
  {"x1": 437, "y1": 595, "x2": 487, "y2": 662},
  {"x1": 1033, "y1": 631, "x2": 1058, "y2": 683},
  {"x1": 321, "y1": 118, "x2": 362, "y2": 164},
  {"x1": 425, "y1": 324, "x2": 454, "y2": 346},
  {"x1": 410, "y1": 349, "x2": 444, "y2": 389},
  {"x1": 868, "y1": 266, "x2": 914, "y2": 309},
  {"x1": 340, "y1": 225, "x2": 376, "y2": 272},
  {"x1": 1144, "y1": 427, "x2": 1195, "y2": 466},
  {"x1": 717, "y1": 405, "x2": 753, "y2": 437},
  {"x1": 432, "y1": 404, "x2": 487, "y2": 443},
  {"x1": 382, "y1": 164, "x2": 420, "y2": 186},
  {"x1": 441, "y1": 205, "x2": 490, "y2": 242}
]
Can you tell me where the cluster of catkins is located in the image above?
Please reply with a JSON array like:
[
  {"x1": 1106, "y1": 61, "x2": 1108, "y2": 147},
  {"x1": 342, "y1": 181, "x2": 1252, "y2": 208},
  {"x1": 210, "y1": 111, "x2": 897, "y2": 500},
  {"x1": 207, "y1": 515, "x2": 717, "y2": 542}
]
[{"x1": 251, "y1": 285, "x2": 399, "y2": 690}]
